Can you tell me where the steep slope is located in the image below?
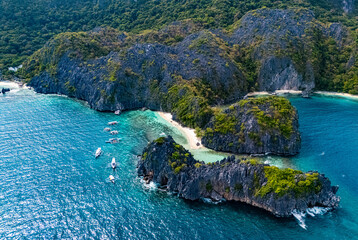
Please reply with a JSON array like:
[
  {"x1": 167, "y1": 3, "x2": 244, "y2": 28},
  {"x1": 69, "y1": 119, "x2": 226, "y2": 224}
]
[
  {"x1": 202, "y1": 96, "x2": 300, "y2": 156},
  {"x1": 24, "y1": 8, "x2": 356, "y2": 102}
]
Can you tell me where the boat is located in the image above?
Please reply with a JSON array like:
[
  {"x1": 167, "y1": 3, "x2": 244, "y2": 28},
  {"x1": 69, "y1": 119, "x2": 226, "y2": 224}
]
[
  {"x1": 108, "y1": 121, "x2": 118, "y2": 125},
  {"x1": 111, "y1": 157, "x2": 116, "y2": 169},
  {"x1": 95, "y1": 147, "x2": 102, "y2": 158},
  {"x1": 106, "y1": 138, "x2": 121, "y2": 144},
  {"x1": 114, "y1": 110, "x2": 121, "y2": 115},
  {"x1": 109, "y1": 175, "x2": 115, "y2": 183},
  {"x1": 110, "y1": 130, "x2": 119, "y2": 135},
  {"x1": 104, "y1": 127, "x2": 111, "y2": 132}
]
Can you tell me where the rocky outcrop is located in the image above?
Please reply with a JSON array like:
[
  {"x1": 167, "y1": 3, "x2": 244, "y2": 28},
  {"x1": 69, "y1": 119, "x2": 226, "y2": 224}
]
[
  {"x1": 201, "y1": 96, "x2": 301, "y2": 156},
  {"x1": 137, "y1": 136, "x2": 340, "y2": 217}
]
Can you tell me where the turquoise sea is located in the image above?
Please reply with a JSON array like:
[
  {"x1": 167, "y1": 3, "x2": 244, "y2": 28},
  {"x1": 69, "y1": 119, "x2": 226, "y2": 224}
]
[{"x1": 0, "y1": 83, "x2": 357, "y2": 239}]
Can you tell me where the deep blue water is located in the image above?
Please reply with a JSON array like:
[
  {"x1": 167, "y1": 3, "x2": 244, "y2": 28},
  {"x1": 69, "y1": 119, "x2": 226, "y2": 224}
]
[{"x1": 0, "y1": 84, "x2": 357, "y2": 239}]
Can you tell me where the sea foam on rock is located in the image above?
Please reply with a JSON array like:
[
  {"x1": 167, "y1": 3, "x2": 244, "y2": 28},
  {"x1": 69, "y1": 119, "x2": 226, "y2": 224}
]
[{"x1": 137, "y1": 136, "x2": 340, "y2": 217}]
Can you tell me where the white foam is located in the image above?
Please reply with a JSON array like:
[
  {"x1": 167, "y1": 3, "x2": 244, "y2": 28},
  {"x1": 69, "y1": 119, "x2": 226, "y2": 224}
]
[
  {"x1": 320, "y1": 152, "x2": 325, "y2": 156},
  {"x1": 200, "y1": 197, "x2": 225, "y2": 205},
  {"x1": 292, "y1": 207, "x2": 331, "y2": 229},
  {"x1": 306, "y1": 207, "x2": 330, "y2": 217},
  {"x1": 0, "y1": 81, "x2": 20, "y2": 89},
  {"x1": 140, "y1": 179, "x2": 158, "y2": 190},
  {"x1": 292, "y1": 209, "x2": 307, "y2": 230}
]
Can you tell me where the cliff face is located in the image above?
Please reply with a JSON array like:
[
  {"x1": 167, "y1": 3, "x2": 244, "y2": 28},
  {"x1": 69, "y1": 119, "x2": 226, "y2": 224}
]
[
  {"x1": 27, "y1": 28, "x2": 247, "y2": 112},
  {"x1": 201, "y1": 96, "x2": 301, "y2": 156},
  {"x1": 25, "y1": 9, "x2": 353, "y2": 112},
  {"x1": 137, "y1": 136, "x2": 340, "y2": 217}
]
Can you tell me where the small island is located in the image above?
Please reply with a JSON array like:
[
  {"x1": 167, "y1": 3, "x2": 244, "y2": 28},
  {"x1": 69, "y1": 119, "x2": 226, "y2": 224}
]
[{"x1": 138, "y1": 136, "x2": 340, "y2": 217}]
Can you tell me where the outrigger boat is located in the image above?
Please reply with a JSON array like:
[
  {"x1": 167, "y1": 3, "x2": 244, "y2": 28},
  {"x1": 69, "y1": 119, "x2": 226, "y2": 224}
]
[
  {"x1": 109, "y1": 175, "x2": 115, "y2": 183},
  {"x1": 111, "y1": 157, "x2": 116, "y2": 169},
  {"x1": 105, "y1": 138, "x2": 121, "y2": 144},
  {"x1": 95, "y1": 147, "x2": 102, "y2": 158},
  {"x1": 108, "y1": 121, "x2": 118, "y2": 125},
  {"x1": 110, "y1": 130, "x2": 119, "y2": 135},
  {"x1": 104, "y1": 127, "x2": 111, "y2": 132}
]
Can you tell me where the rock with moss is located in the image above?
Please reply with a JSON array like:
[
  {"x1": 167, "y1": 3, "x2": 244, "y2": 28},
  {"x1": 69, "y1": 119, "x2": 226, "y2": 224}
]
[
  {"x1": 137, "y1": 136, "x2": 340, "y2": 217},
  {"x1": 201, "y1": 96, "x2": 301, "y2": 156}
]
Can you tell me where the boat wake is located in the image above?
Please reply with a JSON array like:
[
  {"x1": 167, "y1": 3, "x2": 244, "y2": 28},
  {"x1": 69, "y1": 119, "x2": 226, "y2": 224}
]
[{"x1": 292, "y1": 207, "x2": 331, "y2": 229}]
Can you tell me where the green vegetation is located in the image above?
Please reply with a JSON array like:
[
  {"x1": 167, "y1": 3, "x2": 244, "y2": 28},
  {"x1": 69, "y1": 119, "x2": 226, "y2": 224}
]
[
  {"x1": 256, "y1": 166, "x2": 322, "y2": 197},
  {"x1": 245, "y1": 96, "x2": 296, "y2": 138},
  {"x1": 206, "y1": 182, "x2": 213, "y2": 192},
  {"x1": 168, "y1": 141, "x2": 191, "y2": 174},
  {"x1": 2, "y1": 0, "x2": 357, "y2": 84},
  {"x1": 21, "y1": 29, "x2": 121, "y2": 80},
  {"x1": 210, "y1": 110, "x2": 237, "y2": 134},
  {"x1": 204, "y1": 96, "x2": 297, "y2": 142},
  {"x1": 154, "y1": 137, "x2": 166, "y2": 145},
  {"x1": 163, "y1": 78, "x2": 215, "y2": 128}
]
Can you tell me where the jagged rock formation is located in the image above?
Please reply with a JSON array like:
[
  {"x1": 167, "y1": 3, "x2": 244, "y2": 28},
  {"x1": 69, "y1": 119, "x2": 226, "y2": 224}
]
[
  {"x1": 24, "y1": 9, "x2": 353, "y2": 112},
  {"x1": 201, "y1": 96, "x2": 300, "y2": 156},
  {"x1": 137, "y1": 136, "x2": 340, "y2": 217}
]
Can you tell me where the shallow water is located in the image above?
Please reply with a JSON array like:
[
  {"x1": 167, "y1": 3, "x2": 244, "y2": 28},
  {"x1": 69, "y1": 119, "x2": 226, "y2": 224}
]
[{"x1": 0, "y1": 84, "x2": 357, "y2": 239}]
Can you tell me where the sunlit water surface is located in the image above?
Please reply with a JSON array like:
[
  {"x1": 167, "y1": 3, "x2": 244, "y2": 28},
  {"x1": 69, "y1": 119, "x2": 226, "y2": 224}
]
[{"x1": 0, "y1": 83, "x2": 357, "y2": 239}]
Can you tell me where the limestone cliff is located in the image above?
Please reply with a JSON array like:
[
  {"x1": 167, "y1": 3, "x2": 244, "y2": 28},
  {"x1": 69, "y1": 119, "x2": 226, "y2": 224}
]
[
  {"x1": 137, "y1": 136, "x2": 340, "y2": 217},
  {"x1": 201, "y1": 96, "x2": 301, "y2": 156}
]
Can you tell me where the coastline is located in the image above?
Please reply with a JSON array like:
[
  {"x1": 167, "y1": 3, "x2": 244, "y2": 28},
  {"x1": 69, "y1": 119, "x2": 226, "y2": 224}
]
[
  {"x1": 245, "y1": 90, "x2": 303, "y2": 97},
  {"x1": 245, "y1": 90, "x2": 358, "y2": 101},
  {"x1": 157, "y1": 112, "x2": 203, "y2": 150},
  {"x1": 314, "y1": 91, "x2": 358, "y2": 100}
]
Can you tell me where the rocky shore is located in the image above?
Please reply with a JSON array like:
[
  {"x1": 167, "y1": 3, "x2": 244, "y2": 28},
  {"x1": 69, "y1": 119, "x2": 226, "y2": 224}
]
[{"x1": 137, "y1": 136, "x2": 340, "y2": 217}]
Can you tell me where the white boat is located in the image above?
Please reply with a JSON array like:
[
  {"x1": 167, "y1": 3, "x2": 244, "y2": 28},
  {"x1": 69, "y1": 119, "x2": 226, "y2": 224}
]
[
  {"x1": 95, "y1": 148, "x2": 102, "y2": 158},
  {"x1": 114, "y1": 110, "x2": 121, "y2": 115},
  {"x1": 109, "y1": 175, "x2": 115, "y2": 183},
  {"x1": 104, "y1": 127, "x2": 111, "y2": 132},
  {"x1": 111, "y1": 157, "x2": 116, "y2": 169},
  {"x1": 108, "y1": 121, "x2": 118, "y2": 125},
  {"x1": 110, "y1": 130, "x2": 119, "y2": 135}
]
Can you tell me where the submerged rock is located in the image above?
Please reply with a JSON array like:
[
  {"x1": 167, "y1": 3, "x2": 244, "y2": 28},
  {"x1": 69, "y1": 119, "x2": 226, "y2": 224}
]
[
  {"x1": 1, "y1": 88, "x2": 10, "y2": 94},
  {"x1": 138, "y1": 136, "x2": 340, "y2": 217}
]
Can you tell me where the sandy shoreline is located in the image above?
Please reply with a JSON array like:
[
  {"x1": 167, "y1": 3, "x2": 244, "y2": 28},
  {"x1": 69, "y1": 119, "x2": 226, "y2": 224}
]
[
  {"x1": 245, "y1": 90, "x2": 303, "y2": 97},
  {"x1": 157, "y1": 112, "x2": 203, "y2": 150},
  {"x1": 314, "y1": 91, "x2": 358, "y2": 100}
]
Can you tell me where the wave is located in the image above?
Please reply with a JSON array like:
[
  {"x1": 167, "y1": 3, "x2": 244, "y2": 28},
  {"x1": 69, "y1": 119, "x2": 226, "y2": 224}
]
[
  {"x1": 140, "y1": 178, "x2": 158, "y2": 190},
  {"x1": 292, "y1": 210, "x2": 307, "y2": 230},
  {"x1": 292, "y1": 207, "x2": 331, "y2": 229},
  {"x1": 200, "y1": 197, "x2": 226, "y2": 205}
]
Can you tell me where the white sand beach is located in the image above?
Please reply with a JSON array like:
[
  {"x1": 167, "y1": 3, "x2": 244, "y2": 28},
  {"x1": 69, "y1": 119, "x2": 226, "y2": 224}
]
[
  {"x1": 315, "y1": 91, "x2": 358, "y2": 100},
  {"x1": 157, "y1": 112, "x2": 203, "y2": 150}
]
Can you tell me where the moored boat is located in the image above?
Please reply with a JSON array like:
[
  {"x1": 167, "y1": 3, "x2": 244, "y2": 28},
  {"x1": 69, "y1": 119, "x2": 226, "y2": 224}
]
[
  {"x1": 110, "y1": 130, "x2": 119, "y2": 135},
  {"x1": 95, "y1": 147, "x2": 102, "y2": 158},
  {"x1": 111, "y1": 157, "x2": 116, "y2": 169},
  {"x1": 109, "y1": 175, "x2": 115, "y2": 183},
  {"x1": 108, "y1": 121, "x2": 118, "y2": 125}
]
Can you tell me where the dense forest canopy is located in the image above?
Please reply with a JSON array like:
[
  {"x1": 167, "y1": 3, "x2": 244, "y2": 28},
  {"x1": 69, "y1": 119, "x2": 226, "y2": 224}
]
[{"x1": 0, "y1": 0, "x2": 357, "y2": 76}]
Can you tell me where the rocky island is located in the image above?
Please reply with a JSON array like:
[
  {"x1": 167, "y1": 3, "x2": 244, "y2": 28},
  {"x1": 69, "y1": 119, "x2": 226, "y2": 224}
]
[{"x1": 138, "y1": 136, "x2": 340, "y2": 217}]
